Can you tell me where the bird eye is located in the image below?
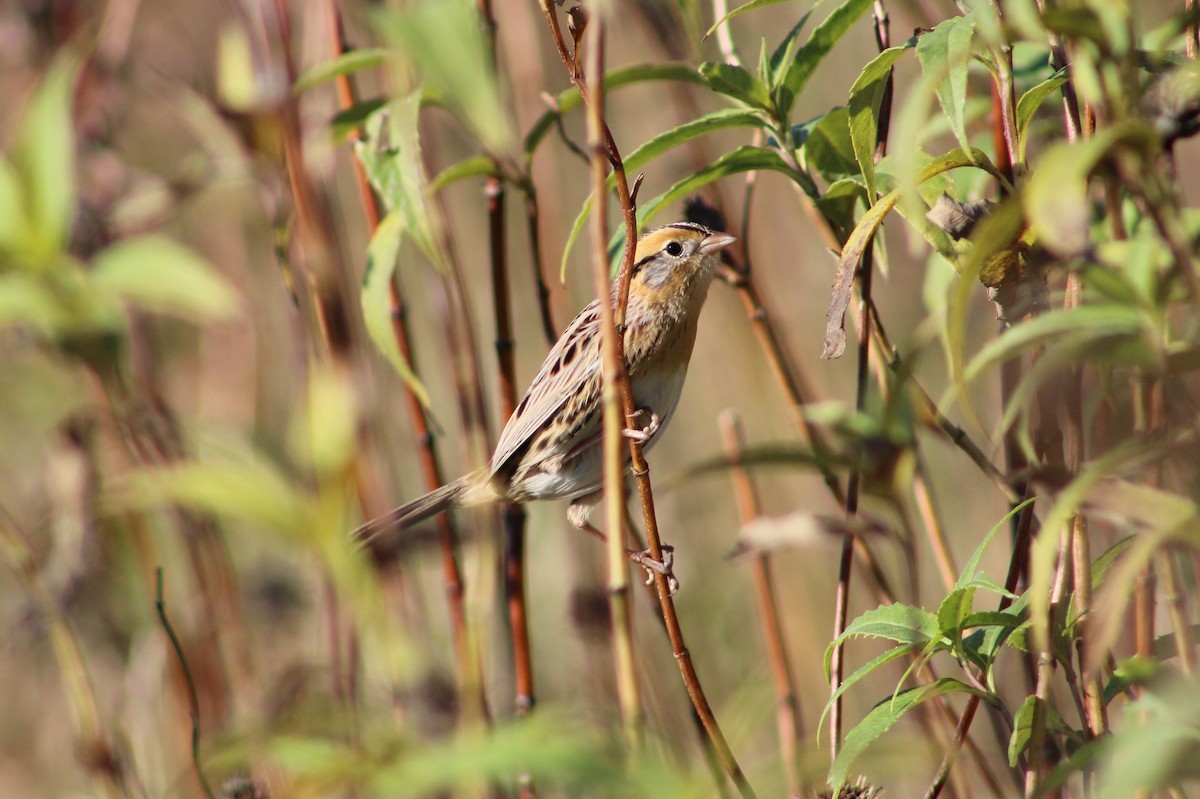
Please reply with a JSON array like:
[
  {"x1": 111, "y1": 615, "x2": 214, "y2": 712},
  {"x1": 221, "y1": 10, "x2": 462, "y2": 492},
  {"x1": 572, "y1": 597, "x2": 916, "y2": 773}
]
[{"x1": 665, "y1": 241, "x2": 684, "y2": 257}]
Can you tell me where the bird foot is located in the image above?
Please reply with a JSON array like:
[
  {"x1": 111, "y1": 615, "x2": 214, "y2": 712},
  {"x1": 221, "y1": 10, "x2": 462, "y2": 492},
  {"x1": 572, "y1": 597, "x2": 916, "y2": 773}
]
[
  {"x1": 623, "y1": 407, "x2": 661, "y2": 443},
  {"x1": 627, "y1": 545, "x2": 678, "y2": 594}
]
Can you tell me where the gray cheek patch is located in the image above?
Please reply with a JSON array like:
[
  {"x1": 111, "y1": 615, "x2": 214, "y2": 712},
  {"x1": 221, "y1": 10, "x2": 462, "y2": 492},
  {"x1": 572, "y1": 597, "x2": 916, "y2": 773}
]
[{"x1": 642, "y1": 260, "x2": 674, "y2": 287}]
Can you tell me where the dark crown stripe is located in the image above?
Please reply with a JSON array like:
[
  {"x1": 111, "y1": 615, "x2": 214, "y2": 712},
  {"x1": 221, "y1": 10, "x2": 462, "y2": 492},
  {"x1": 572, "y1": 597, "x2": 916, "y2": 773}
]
[{"x1": 660, "y1": 221, "x2": 713, "y2": 235}]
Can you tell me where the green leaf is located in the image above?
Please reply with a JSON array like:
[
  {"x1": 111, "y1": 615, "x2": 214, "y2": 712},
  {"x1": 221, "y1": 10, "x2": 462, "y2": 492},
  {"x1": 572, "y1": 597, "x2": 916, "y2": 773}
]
[
  {"x1": 429, "y1": 155, "x2": 497, "y2": 193},
  {"x1": 916, "y1": 14, "x2": 976, "y2": 153},
  {"x1": 293, "y1": 48, "x2": 394, "y2": 94},
  {"x1": 361, "y1": 211, "x2": 431, "y2": 407},
  {"x1": 373, "y1": 0, "x2": 514, "y2": 154},
  {"x1": 937, "y1": 587, "x2": 976, "y2": 639},
  {"x1": 114, "y1": 459, "x2": 315, "y2": 535},
  {"x1": 562, "y1": 146, "x2": 799, "y2": 279},
  {"x1": 804, "y1": 106, "x2": 858, "y2": 181},
  {"x1": 91, "y1": 235, "x2": 239, "y2": 322},
  {"x1": 330, "y1": 97, "x2": 388, "y2": 141},
  {"x1": 824, "y1": 603, "x2": 939, "y2": 678},
  {"x1": 1015, "y1": 68, "x2": 1068, "y2": 162},
  {"x1": 1009, "y1": 695, "x2": 1073, "y2": 768},
  {"x1": 356, "y1": 96, "x2": 444, "y2": 270},
  {"x1": 957, "y1": 498, "x2": 1036, "y2": 589},
  {"x1": 813, "y1": 178, "x2": 869, "y2": 245},
  {"x1": 1024, "y1": 120, "x2": 1159, "y2": 256},
  {"x1": 823, "y1": 147, "x2": 1003, "y2": 358},
  {"x1": 1097, "y1": 679, "x2": 1200, "y2": 799},
  {"x1": 768, "y1": 12, "x2": 815, "y2": 85},
  {"x1": 13, "y1": 52, "x2": 80, "y2": 265},
  {"x1": 965, "y1": 305, "x2": 1148, "y2": 382},
  {"x1": 1036, "y1": 447, "x2": 1196, "y2": 661},
  {"x1": 0, "y1": 155, "x2": 28, "y2": 255},
  {"x1": 699, "y1": 62, "x2": 773, "y2": 110},
  {"x1": 291, "y1": 366, "x2": 357, "y2": 477},
  {"x1": 818, "y1": 643, "x2": 920, "y2": 739},
  {"x1": 705, "y1": 0, "x2": 794, "y2": 39},
  {"x1": 523, "y1": 64, "x2": 703, "y2": 155},
  {"x1": 829, "y1": 678, "x2": 992, "y2": 795},
  {"x1": 558, "y1": 109, "x2": 765, "y2": 277},
  {"x1": 775, "y1": 0, "x2": 875, "y2": 120},
  {"x1": 848, "y1": 45, "x2": 910, "y2": 201},
  {"x1": 0, "y1": 272, "x2": 74, "y2": 334}
]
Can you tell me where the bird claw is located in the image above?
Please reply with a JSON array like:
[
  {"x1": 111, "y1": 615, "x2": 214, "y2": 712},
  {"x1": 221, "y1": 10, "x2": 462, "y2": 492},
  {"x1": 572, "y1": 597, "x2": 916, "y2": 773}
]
[
  {"x1": 627, "y1": 545, "x2": 679, "y2": 594},
  {"x1": 623, "y1": 407, "x2": 662, "y2": 444}
]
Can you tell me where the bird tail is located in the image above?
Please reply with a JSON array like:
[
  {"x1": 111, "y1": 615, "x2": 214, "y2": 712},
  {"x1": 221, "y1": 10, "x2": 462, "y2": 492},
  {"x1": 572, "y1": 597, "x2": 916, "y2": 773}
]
[{"x1": 351, "y1": 471, "x2": 489, "y2": 545}]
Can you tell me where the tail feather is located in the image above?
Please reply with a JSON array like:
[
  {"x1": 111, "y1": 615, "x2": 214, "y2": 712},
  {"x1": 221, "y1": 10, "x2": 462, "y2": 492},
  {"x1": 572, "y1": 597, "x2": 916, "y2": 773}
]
[{"x1": 353, "y1": 474, "x2": 476, "y2": 544}]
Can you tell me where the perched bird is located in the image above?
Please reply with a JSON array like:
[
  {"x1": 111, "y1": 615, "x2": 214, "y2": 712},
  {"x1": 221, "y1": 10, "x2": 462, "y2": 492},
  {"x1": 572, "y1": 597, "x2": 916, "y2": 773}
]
[{"x1": 354, "y1": 221, "x2": 735, "y2": 568}]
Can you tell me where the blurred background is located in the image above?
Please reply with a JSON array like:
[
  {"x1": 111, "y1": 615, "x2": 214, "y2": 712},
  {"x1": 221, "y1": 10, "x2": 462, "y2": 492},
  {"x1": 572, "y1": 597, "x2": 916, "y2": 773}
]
[{"x1": 1, "y1": 0, "x2": 1197, "y2": 797}]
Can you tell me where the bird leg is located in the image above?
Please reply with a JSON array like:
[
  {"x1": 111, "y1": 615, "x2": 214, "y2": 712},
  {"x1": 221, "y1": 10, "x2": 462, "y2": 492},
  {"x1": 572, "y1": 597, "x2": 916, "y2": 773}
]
[
  {"x1": 622, "y1": 407, "x2": 661, "y2": 444},
  {"x1": 568, "y1": 494, "x2": 679, "y2": 594}
]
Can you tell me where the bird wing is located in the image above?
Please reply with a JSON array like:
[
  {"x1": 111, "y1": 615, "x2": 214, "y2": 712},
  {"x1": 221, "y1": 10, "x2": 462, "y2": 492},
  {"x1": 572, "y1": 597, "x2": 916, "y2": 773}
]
[{"x1": 490, "y1": 299, "x2": 603, "y2": 477}]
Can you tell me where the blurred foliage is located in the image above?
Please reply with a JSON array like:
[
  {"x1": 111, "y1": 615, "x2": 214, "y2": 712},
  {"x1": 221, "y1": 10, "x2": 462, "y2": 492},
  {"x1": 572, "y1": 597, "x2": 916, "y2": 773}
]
[{"x1": 4, "y1": 0, "x2": 1200, "y2": 798}]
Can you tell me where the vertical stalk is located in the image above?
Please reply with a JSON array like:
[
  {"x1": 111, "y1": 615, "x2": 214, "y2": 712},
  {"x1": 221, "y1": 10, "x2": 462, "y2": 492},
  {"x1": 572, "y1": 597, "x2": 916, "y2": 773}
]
[
  {"x1": 321, "y1": 0, "x2": 484, "y2": 722},
  {"x1": 582, "y1": 16, "x2": 643, "y2": 751},
  {"x1": 473, "y1": 0, "x2": 537, "y2": 785},
  {"x1": 541, "y1": 5, "x2": 755, "y2": 794},
  {"x1": 720, "y1": 412, "x2": 804, "y2": 797}
]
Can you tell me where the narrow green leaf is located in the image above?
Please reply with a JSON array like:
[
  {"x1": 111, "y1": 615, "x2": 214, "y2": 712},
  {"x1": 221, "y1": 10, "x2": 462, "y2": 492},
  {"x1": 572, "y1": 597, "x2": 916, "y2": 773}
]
[
  {"x1": 829, "y1": 679, "x2": 992, "y2": 795},
  {"x1": 330, "y1": 97, "x2": 388, "y2": 141},
  {"x1": 13, "y1": 52, "x2": 80, "y2": 265},
  {"x1": 818, "y1": 643, "x2": 920, "y2": 739},
  {"x1": 804, "y1": 106, "x2": 858, "y2": 181},
  {"x1": 1015, "y1": 68, "x2": 1068, "y2": 162},
  {"x1": 562, "y1": 146, "x2": 798, "y2": 279},
  {"x1": 356, "y1": 96, "x2": 445, "y2": 271},
  {"x1": 294, "y1": 48, "x2": 394, "y2": 94},
  {"x1": 429, "y1": 155, "x2": 497, "y2": 193},
  {"x1": 1090, "y1": 535, "x2": 1135, "y2": 591},
  {"x1": 768, "y1": 12, "x2": 815, "y2": 85},
  {"x1": 91, "y1": 235, "x2": 239, "y2": 322},
  {"x1": 824, "y1": 603, "x2": 939, "y2": 678},
  {"x1": 373, "y1": 0, "x2": 514, "y2": 153},
  {"x1": 965, "y1": 305, "x2": 1148, "y2": 382},
  {"x1": 823, "y1": 147, "x2": 1002, "y2": 358},
  {"x1": 848, "y1": 45, "x2": 910, "y2": 201},
  {"x1": 705, "y1": 0, "x2": 793, "y2": 39},
  {"x1": 813, "y1": 178, "x2": 869, "y2": 245},
  {"x1": 0, "y1": 155, "x2": 28, "y2": 255},
  {"x1": 937, "y1": 587, "x2": 976, "y2": 638},
  {"x1": 1024, "y1": 120, "x2": 1159, "y2": 256},
  {"x1": 775, "y1": 0, "x2": 875, "y2": 120},
  {"x1": 1035, "y1": 444, "x2": 1193, "y2": 661},
  {"x1": 0, "y1": 273, "x2": 73, "y2": 334},
  {"x1": 957, "y1": 497, "x2": 1037, "y2": 589},
  {"x1": 699, "y1": 62, "x2": 773, "y2": 110},
  {"x1": 113, "y1": 460, "x2": 315, "y2": 535},
  {"x1": 361, "y1": 212, "x2": 431, "y2": 407},
  {"x1": 916, "y1": 14, "x2": 976, "y2": 153},
  {"x1": 962, "y1": 609, "x2": 1026, "y2": 631},
  {"x1": 523, "y1": 64, "x2": 703, "y2": 155},
  {"x1": 558, "y1": 109, "x2": 765, "y2": 278},
  {"x1": 1009, "y1": 695, "x2": 1038, "y2": 767}
]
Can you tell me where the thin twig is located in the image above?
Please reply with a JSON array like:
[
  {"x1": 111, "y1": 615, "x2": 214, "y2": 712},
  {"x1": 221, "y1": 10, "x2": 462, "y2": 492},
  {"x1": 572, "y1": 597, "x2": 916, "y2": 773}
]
[
  {"x1": 541, "y1": 3, "x2": 756, "y2": 793},
  {"x1": 720, "y1": 412, "x2": 804, "y2": 797},
  {"x1": 925, "y1": 493, "x2": 1038, "y2": 799},
  {"x1": 322, "y1": 0, "x2": 483, "y2": 721},
  {"x1": 156, "y1": 569, "x2": 216, "y2": 799},
  {"x1": 581, "y1": 14, "x2": 644, "y2": 751},
  {"x1": 474, "y1": 0, "x2": 538, "y2": 786}
]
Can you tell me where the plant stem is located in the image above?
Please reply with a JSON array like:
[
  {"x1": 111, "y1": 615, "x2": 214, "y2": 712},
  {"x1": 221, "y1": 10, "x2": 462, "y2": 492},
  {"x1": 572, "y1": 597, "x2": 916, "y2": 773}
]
[
  {"x1": 720, "y1": 411, "x2": 804, "y2": 797},
  {"x1": 541, "y1": 4, "x2": 756, "y2": 794}
]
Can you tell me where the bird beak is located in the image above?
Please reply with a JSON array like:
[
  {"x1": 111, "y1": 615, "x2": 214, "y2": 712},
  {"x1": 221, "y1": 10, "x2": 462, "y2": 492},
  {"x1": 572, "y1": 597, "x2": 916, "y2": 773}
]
[{"x1": 699, "y1": 232, "x2": 737, "y2": 255}]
